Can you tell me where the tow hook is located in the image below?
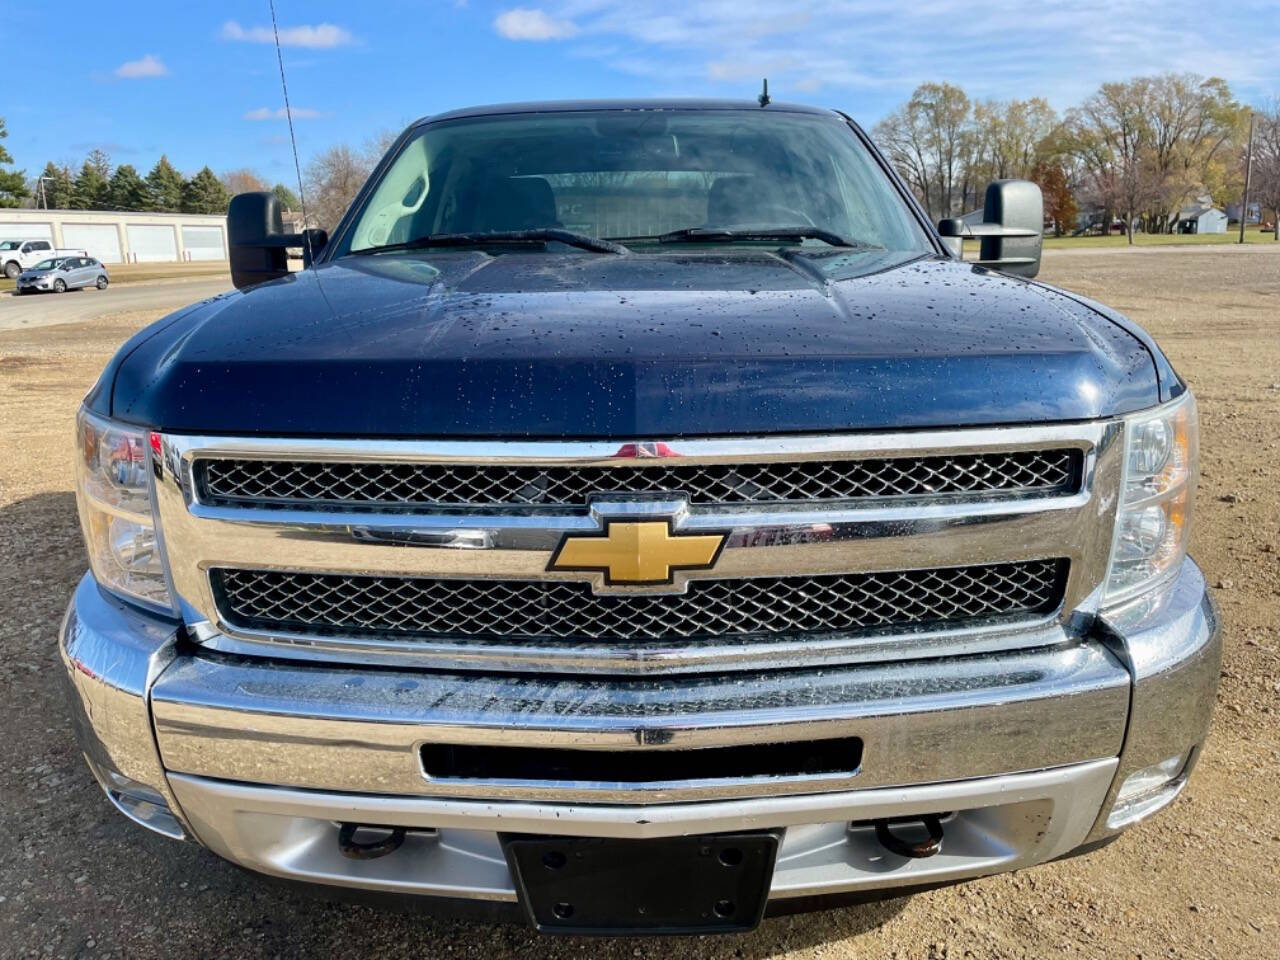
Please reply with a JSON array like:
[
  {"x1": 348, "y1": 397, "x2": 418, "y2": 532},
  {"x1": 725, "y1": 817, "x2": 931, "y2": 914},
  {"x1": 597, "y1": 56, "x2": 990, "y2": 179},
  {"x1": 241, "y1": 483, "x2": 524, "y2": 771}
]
[
  {"x1": 337, "y1": 822, "x2": 407, "y2": 860},
  {"x1": 872, "y1": 815, "x2": 945, "y2": 859}
]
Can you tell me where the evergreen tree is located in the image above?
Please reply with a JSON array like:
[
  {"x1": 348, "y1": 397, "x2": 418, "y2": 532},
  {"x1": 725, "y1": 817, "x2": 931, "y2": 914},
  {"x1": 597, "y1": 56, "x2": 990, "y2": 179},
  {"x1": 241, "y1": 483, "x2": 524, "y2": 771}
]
[
  {"x1": 108, "y1": 163, "x2": 149, "y2": 211},
  {"x1": 85, "y1": 148, "x2": 112, "y2": 180},
  {"x1": 70, "y1": 160, "x2": 110, "y2": 210},
  {"x1": 180, "y1": 166, "x2": 230, "y2": 214},
  {"x1": 0, "y1": 116, "x2": 28, "y2": 208},
  {"x1": 145, "y1": 155, "x2": 184, "y2": 212},
  {"x1": 36, "y1": 162, "x2": 74, "y2": 209},
  {"x1": 272, "y1": 182, "x2": 301, "y2": 211}
]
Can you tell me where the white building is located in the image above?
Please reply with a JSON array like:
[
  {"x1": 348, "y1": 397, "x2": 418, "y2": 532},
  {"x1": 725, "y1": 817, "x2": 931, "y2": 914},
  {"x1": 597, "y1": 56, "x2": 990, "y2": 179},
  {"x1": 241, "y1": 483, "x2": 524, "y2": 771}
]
[
  {"x1": 1173, "y1": 205, "x2": 1228, "y2": 235},
  {"x1": 0, "y1": 208, "x2": 228, "y2": 264}
]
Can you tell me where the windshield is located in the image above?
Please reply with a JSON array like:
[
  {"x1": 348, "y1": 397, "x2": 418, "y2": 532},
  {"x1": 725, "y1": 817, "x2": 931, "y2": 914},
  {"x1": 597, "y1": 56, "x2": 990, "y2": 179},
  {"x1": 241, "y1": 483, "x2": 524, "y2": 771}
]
[
  {"x1": 33, "y1": 258, "x2": 63, "y2": 270},
  {"x1": 0, "y1": 241, "x2": 20, "y2": 250},
  {"x1": 334, "y1": 109, "x2": 931, "y2": 256}
]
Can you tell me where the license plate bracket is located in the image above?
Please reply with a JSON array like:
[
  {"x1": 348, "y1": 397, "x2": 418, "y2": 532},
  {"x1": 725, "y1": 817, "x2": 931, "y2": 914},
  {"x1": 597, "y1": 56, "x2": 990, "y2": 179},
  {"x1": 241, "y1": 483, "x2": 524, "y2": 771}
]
[{"x1": 501, "y1": 831, "x2": 781, "y2": 935}]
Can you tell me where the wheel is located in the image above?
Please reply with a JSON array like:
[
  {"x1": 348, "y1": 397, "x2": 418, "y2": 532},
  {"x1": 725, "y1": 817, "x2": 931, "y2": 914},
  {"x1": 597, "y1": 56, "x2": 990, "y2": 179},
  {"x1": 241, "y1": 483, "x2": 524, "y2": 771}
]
[
  {"x1": 53, "y1": 278, "x2": 66, "y2": 293},
  {"x1": 95, "y1": 275, "x2": 108, "y2": 290},
  {"x1": 3, "y1": 261, "x2": 18, "y2": 280}
]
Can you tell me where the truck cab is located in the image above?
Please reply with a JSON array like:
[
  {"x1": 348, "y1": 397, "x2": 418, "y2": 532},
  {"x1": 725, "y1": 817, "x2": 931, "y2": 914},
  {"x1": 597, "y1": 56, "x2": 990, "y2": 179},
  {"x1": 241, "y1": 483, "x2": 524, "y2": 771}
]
[
  {"x1": 60, "y1": 100, "x2": 1217, "y2": 935},
  {"x1": 3, "y1": 239, "x2": 88, "y2": 278}
]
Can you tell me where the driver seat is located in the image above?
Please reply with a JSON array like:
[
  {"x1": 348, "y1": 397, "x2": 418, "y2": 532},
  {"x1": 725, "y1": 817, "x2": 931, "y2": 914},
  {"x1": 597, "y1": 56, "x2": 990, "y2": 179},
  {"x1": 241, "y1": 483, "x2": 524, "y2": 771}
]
[
  {"x1": 472, "y1": 177, "x2": 561, "y2": 232},
  {"x1": 706, "y1": 176, "x2": 786, "y2": 227}
]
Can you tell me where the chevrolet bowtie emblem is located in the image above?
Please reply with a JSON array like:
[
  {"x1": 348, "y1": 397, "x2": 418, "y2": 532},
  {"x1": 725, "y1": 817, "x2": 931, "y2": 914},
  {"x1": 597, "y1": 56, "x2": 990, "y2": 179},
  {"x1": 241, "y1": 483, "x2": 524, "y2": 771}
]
[{"x1": 549, "y1": 520, "x2": 727, "y2": 587}]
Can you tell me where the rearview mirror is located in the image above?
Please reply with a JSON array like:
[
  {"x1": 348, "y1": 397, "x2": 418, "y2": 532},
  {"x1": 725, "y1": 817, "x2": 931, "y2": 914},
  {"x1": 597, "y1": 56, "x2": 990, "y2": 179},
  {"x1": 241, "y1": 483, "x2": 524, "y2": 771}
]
[
  {"x1": 937, "y1": 179, "x2": 1043, "y2": 278},
  {"x1": 228, "y1": 191, "x2": 328, "y2": 290}
]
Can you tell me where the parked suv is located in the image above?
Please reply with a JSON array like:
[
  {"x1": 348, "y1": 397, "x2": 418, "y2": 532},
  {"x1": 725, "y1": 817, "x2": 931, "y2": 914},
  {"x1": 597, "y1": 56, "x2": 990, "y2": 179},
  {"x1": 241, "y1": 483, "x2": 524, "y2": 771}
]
[
  {"x1": 61, "y1": 100, "x2": 1218, "y2": 935},
  {"x1": 17, "y1": 255, "x2": 109, "y2": 294}
]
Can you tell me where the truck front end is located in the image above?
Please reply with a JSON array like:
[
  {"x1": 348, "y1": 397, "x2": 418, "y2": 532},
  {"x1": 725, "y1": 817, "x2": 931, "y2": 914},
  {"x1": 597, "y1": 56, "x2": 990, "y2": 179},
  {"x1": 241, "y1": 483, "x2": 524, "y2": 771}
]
[{"x1": 59, "y1": 101, "x2": 1219, "y2": 934}]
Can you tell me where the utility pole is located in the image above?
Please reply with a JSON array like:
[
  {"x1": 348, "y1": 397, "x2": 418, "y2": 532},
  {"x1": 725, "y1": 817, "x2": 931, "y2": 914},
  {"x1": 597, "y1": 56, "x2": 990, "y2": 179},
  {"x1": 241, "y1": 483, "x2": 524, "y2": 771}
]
[{"x1": 1239, "y1": 113, "x2": 1255, "y2": 244}]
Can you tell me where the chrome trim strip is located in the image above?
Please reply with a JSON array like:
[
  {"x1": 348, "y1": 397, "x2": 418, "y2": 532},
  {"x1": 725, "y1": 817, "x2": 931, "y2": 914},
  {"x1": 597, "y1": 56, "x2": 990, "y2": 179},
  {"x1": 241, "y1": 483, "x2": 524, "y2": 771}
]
[
  {"x1": 167, "y1": 423, "x2": 1106, "y2": 468},
  {"x1": 151, "y1": 641, "x2": 1129, "y2": 803},
  {"x1": 154, "y1": 423, "x2": 1123, "y2": 673}
]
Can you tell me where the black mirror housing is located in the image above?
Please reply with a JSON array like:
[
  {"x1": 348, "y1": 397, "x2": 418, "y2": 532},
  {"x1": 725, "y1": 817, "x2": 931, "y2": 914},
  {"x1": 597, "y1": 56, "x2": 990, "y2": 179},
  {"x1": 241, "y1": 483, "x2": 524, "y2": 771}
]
[
  {"x1": 228, "y1": 192, "x2": 327, "y2": 290},
  {"x1": 229, "y1": 191, "x2": 290, "y2": 289},
  {"x1": 979, "y1": 180, "x2": 1043, "y2": 278}
]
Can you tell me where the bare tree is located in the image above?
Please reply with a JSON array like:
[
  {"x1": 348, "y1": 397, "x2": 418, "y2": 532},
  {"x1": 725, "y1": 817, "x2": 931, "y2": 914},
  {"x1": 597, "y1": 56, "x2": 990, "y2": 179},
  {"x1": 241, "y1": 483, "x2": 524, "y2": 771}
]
[
  {"x1": 873, "y1": 83, "x2": 972, "y2": 219},
  {"x1": 1143, "y1": 74, "x2": 1247, "y2": 231},
  {"x1": 974, "y1": 98, "x2": 1058, "y2": 181},
  {"x1": 873, "y1": 102, "x2": 938, "y2": 218},
  {"x1": 304, "y1": 145, "x2": 372, "y2": 231},
  {"x1": 363, "y1": 129, "x2": 401, "y2": 169},
  {"x1": 1064, "y1": 80, "x2": 1164, "y2": 243},
  {"x1": 1254, "y1": 99, "x2": 1280, "y2": 241},
  {"x1": 221, "y1": 168, "x2": 270, "y2": 197}
]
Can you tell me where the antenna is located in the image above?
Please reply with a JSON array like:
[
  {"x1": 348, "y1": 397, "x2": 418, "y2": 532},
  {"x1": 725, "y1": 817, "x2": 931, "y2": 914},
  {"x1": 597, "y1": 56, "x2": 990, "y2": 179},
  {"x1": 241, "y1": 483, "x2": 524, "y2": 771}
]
[
  {"x1": 758, "y1": 78, "x2": 771, "y2": 108},
  {"x1": 268, "y1": 0, "x2": 315, "y2": 267}
]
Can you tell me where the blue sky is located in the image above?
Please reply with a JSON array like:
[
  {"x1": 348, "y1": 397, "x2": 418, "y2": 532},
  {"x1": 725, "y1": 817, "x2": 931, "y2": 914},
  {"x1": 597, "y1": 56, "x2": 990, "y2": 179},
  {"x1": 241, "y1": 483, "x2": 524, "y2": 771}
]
[{"x1": 2, "y1": 1, "x2": 1276, "y2": 186}]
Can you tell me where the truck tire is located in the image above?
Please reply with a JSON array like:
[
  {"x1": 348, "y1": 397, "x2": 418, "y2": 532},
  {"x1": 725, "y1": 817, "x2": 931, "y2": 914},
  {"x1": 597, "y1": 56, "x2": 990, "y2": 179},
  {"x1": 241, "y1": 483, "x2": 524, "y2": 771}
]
[
  {"x1": 53, "y1": 278, "x2": 66, "y2": 293},
  {"x1": 3, "y1": 261, "x2": 18, "y2": 279}
]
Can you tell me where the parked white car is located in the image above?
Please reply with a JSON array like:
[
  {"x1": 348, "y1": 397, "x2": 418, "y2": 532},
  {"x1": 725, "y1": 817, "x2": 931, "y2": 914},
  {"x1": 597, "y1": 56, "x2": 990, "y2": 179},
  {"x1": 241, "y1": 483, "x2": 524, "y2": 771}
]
[{"x1": 1, "y1": 239, "x2": 88, "y2": 279}]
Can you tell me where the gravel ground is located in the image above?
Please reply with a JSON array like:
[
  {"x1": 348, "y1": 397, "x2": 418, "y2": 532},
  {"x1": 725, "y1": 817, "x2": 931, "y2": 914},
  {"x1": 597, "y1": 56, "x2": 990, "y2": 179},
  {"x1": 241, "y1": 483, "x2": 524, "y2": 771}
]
[{"x1": 0, "y1": 247, "x2": 1277, "y2": 959}]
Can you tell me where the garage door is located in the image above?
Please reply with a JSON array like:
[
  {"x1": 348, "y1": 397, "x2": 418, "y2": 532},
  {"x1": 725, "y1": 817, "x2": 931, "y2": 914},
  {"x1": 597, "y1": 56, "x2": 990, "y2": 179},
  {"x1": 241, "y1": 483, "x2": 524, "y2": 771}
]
[
  {"x1": 181, "y1": 225, "x2": 226, "y2": 261},
  {"x1": 0, "y1": 222, "x2": 54, "y2": 242},
  {"x1": 127, "y1": 224, "x2": 178, "y2": 263},
  {"x1": 62, "y1": 223, "x2": 123, "y2": 264}
]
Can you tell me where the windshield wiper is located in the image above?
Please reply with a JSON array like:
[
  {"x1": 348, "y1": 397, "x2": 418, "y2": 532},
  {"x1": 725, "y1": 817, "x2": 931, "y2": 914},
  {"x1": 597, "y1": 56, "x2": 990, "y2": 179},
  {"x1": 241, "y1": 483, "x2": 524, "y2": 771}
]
[
  {"x1": 612, "y1": 226, "x2": 858, "y2": 248},
  {"x1": 350, "y1": 229, "x2": 628, "y2": 256}
]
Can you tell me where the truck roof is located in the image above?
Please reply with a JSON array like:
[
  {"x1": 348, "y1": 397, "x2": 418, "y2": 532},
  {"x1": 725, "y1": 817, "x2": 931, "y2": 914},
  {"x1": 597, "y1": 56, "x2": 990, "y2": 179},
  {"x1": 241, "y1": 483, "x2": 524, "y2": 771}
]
[{"x1": 417, "y1": 99, "x2": 839, "y2": 127}]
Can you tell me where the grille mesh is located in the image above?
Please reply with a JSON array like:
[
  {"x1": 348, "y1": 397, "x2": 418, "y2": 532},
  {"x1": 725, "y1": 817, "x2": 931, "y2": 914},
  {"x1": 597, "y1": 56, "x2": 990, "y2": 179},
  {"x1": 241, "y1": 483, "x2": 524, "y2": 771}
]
[
  {"x1": 212, "y1": 560, "x2": 1066, "y2": 643},
  {"x1": 197, "y1": 450, "x2": 1080, "y2": 509}
]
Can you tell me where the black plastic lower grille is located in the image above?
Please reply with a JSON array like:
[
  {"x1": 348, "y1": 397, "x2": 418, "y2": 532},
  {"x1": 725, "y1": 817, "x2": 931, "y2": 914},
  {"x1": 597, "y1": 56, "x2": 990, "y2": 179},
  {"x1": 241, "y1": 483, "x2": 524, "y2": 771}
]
[
  {"x1": 421, "y1": 738, "x2": 864, "y2": 783},
  {"x1": 211, "y1": 560, "x2": 1067, "y2": 643}
]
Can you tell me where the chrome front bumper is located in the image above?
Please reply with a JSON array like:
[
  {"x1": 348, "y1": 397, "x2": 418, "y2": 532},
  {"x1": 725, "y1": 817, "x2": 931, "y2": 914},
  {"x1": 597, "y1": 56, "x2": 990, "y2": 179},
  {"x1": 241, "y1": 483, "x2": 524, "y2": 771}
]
[{"x1": 60, "y1": 559, "x2": 1219, "y2": 905}]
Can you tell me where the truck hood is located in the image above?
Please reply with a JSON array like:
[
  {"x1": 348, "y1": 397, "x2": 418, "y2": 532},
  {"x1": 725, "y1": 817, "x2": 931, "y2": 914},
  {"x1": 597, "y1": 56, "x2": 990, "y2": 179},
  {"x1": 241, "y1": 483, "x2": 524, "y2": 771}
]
[{"x1": 108, "y1": 249, "x2": 1161, "y2": 437}]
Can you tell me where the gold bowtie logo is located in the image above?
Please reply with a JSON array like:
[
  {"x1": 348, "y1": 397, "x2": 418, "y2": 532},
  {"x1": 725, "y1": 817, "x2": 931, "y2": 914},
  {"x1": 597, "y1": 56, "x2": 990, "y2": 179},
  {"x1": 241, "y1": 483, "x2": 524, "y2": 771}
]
[{"x1": 549, "y1": 520, "x2": 727, "y2": 586}]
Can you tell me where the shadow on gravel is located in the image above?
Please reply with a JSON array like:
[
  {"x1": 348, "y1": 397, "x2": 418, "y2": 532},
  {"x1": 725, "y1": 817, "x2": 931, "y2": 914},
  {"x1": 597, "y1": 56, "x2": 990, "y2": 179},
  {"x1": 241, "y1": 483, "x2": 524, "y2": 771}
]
[{"x1": 0, "y1": 489, "x2": 911, "y2": 958}]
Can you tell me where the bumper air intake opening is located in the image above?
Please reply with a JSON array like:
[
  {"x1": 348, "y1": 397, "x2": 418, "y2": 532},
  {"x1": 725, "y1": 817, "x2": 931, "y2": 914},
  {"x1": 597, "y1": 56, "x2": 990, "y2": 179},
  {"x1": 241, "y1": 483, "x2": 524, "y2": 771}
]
[{"x1": 420, "y1": 738, "x2": 864, "y2": 786}]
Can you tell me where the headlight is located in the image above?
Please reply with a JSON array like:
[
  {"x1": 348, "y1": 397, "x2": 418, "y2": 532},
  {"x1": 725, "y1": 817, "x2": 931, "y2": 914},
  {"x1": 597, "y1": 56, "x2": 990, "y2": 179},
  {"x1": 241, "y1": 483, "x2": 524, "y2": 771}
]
[
  {"x1": 75, "y1": 408, "x2": 175, "y2": 613},
  {"x1": 1104, "y1": 392, "x2": 1197, "y2": 606}
]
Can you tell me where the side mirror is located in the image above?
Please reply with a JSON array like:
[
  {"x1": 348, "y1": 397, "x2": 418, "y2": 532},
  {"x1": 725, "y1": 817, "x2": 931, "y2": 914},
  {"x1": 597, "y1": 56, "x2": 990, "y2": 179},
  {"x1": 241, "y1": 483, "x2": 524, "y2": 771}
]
[
  {"x1": 228, "y1": 191, "x2": 327, "y2": 290},
  {"x1": 937, "y1": 179, "x2": 1043, "y2": 278}
]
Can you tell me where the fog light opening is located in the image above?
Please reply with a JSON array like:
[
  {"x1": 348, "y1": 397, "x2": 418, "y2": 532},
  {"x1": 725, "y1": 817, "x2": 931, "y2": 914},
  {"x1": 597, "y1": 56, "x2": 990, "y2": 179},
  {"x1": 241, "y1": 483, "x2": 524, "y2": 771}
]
[
  {"x1": 1106, "y1": 752, "x2": 1189, "y2": 830},
  {"x1": 84, "y1": 754, "x2": 186, "y2": 841}
]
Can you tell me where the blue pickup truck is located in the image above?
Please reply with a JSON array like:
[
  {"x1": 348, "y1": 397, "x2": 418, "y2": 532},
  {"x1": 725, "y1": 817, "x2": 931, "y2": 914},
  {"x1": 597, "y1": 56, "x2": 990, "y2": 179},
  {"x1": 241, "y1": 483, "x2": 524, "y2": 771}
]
[{"x1": 62, "y1": 100, "x2": 1217, "y2": 935}]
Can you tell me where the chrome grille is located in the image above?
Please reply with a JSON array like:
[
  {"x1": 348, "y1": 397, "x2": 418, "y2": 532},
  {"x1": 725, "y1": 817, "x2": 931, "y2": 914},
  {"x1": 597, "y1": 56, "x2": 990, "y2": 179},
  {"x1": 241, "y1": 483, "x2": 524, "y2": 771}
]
[
  {"x1": 196, "y1": 449, "x2": 1081, "y2": 509},
  {"x1": 212, "y1": 560, "x2": 1067, "y2": 643}
]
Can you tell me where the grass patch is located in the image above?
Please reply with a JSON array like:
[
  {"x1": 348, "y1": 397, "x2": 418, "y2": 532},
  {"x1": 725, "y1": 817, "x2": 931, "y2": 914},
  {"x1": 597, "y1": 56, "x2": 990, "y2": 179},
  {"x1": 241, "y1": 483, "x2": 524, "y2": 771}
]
[{"x1": 1044, "y1": 230, "x2": 1278, "y2": 249}]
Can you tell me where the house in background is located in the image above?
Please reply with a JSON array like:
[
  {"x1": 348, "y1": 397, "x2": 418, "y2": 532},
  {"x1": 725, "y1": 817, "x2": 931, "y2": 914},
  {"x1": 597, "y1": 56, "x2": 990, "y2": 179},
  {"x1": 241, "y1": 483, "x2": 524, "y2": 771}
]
[
  {"x1": 1225, "y1": 202, "x2": 1261, "y2": 225},
  {"x1": 1173, "y1": 203, "x2": 1227, "y2": 234}
]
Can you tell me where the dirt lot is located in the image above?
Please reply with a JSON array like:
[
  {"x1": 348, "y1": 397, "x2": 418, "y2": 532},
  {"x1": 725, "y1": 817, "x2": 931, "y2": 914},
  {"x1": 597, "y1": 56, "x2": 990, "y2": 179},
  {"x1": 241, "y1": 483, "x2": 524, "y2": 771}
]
[{"x1": 0, "y1": 247, "x2": 1277, "y2": 959}]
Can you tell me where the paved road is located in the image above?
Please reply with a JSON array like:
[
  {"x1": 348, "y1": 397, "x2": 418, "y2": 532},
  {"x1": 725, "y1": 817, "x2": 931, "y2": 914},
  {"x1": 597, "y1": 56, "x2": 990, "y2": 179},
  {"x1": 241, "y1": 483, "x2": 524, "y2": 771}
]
[{"x1": 0, "y1": 277, "x2": 231, "y2": 333}]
